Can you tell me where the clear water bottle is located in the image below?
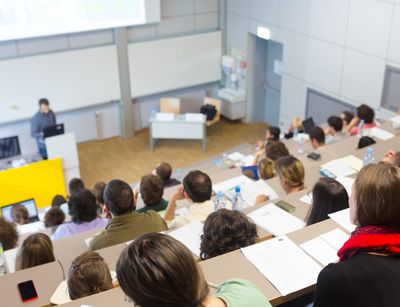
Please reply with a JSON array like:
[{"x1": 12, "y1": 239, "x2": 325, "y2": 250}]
[
  {"x1": 363, "y1": 147, "x2": 375, "y2": 166},
  {"x1": 293, "y1": 128, "x2": 299, "y2": 140},
  {"x1": 358, "y1": 119, "x2": 365, "y2": 138},
  {"x1": 298, "y1": 136, "x2": 305, "y2": 154},
  {"x1": 232, "y1": 186, "x2": 245, "y2": 211},
  {"x1": 214, "y1": 191, "x2": 227, "y2": 211},
  {"x1": 0, "y1": 243, "x2": 6, "y2": 276}
]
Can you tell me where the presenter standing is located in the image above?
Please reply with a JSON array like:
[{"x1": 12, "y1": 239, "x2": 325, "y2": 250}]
[{"x1": 30, "y1": 98, "x2": 56, "y2": 159}]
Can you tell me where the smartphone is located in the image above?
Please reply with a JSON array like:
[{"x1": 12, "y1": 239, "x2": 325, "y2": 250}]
[
  {"x1": 275, "y1": 200, "x2": 296, "y2": 213},
  {"x1": 18, "y1": 280, "x2": 38, "y2": 303},
  {"x1": 307, "y1": 152, "x2": 321, "y2": 161}
]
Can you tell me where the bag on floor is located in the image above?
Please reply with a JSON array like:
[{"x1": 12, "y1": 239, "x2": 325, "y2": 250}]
[{"x1": 200, "y1": 104, "x2": 217, "y2": 121}]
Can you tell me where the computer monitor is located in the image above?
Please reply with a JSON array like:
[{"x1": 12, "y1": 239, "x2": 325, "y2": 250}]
[
  {"x1": 0, "y1": 136, "x2": 21, "y2": 160},
  {"x1": 43, "y1": 124, "x2": 64, "y2": 138},
  {"x1": 1, "y1": 199, "x2": 39, "y2": 223},
  {"x1": 303, "y1": 117, "x2": 316, "y2": 134}
]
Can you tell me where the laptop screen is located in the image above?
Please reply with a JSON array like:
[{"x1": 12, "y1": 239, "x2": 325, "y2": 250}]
[
  {"x1": 0, "y1": 136, "x2": 21, "y2": 160},
  {"x1": 1, "y1": 199, "x2": 38, "y2": 223},
  {"x1": 303, "y1": 117, "x2": 316, "y2": 134}
]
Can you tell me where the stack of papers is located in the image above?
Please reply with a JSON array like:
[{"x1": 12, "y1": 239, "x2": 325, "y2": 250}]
[
  {"x1": 241, "y1": 236, "x2": 322, "y2": 296},
  {"x1": 156, "y1": 112, "x2": 174, "y2": 121},
  {"x1": 248, "y1": 204, "x2": 305, "y2": 236},
  {"x1": 240, "y1": 154, "x2": 255, "y2": 166},
  {"x1": 300, "y1": 193, "x2": 313, "y2": 205},
  {"x1": 321, "y1": 155, "x2": 363, "y2": 177},
  {"x1": 227, "y1": 152, "x2": 246, "y2": 162},
  {"x1": 168, "y1": 221, "x2": 204, "y2": 257},
  {"x1": 300, "y1": 229, "x2": 350, "y2": 266},
  {"x1": 4, "y1": 247, "x2": 18, "y2": 273},
  {"x1": 328, "y1": 208, "x2": 356, "y2": 232},
  {"x1": 369, "y1": 127, "x2": 395, "y2": 141},
  {"x1": 185, "y1": 113, "x2": 205, "y2": 122}
]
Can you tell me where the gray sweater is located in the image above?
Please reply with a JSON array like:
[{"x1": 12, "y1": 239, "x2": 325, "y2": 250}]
[{"x1": 30, "y1": 111, "x2": 56, "y2": 139}]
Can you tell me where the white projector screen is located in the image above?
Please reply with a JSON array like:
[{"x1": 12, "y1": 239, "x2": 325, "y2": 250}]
[{"x1": 0, "y1": 0, "x2": 160, "y2": 42}]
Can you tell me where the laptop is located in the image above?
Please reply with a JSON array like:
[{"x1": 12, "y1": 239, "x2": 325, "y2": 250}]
[
  {"x1": 43, "y1": 124, "x2": 64, "y2": 138},
  {"x1": 303, "y1": 117, "x2": 316, "y2": 134},
  {"x1": 1, "y1": 199, "x2": 39, "y2": 223},
  {"x1": 0, "y1": 136, "x2": 21, "y2": 160}
]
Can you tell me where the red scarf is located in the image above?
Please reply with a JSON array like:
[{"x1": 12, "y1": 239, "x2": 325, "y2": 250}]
[{"x1": 338, "y1": 226, "x2": 400, "y2": 261}]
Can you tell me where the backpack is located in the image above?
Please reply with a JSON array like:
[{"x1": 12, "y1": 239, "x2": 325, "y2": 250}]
[{"x1": 200, "y1": 104, "x2": 217, "y2": 121}]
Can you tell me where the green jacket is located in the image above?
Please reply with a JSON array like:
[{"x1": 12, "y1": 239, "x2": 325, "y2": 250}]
[{"x1": 136, "y1": 199, "x2": 168, "y2": 213}]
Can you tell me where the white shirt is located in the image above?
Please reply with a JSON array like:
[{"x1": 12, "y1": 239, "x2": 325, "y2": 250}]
[{"x1": 168, "y1": 200, "x2": 214, "y2": 229}]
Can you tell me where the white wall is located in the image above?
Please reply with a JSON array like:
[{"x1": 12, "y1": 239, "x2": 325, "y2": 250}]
[{"x1": 226, "y1": 0, "x2": 400, "y2": 130}]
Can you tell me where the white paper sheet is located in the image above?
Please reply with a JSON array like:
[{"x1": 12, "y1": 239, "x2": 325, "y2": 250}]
[
  {"x1": 321, "y1": 155, "x2": 363, "y2": 177},
  {"x1": 300, "y1": 193, "x2": 313, "y2": 205},
  {"x1": 4, "y1": 247, "x2": 18, "y2": 273},
  {"x1": 156, "y1": 112, "x2": 174, "y2": 121},
  {"x1": 84, "y1": 237, "x2": 94, "y2": 247},
  {"x1": 320, "y1": 228, "x2": 350, "y2": 250},
  {"x1": 300, "y1": 237, "x2": 339, "y2": 266},
  {"x1": 17, "y1": 221, "x2": 46, "y2": 235},
  {"x1": 241, "y1": 154, "x2": 255, "y2": 166},
  {"x1": 248, "y1": 204, "x2": 305, "y2": 236},
  {"x1": 168, "y1": 221, "x2": 203, "y2": 256},
  {"x1": 335, "y1": 176, "x2": 354, "y2": 196},
  {"x1": 241, "y1": 236, "x2": 322, "y2": 296},
  {"x1": 185, "y1": 113, "x2": 205, "y2": 122},
  {"x1": 328, "y1": 208, "x2": 356, "y2": 233},
  {"x1": 227, "y1": 152, "x2": 246, "y2": 162},
  {"x1": 369, "y1": 127, "x2": 395, "y2": 141}
]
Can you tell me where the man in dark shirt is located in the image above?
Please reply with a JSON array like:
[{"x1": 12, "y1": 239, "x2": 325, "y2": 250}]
[
  {"x1": 152, "y1": 162, "x2": 181, "y2": 188},
  {"x1": 30, "y1": 98, "x2": 56, "y2": 159}
]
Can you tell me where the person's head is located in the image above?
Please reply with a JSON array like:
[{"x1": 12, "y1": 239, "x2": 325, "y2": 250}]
[
  {"x1": 103, "y1": 179, "x2": 135, "y2": 216},
  {"x1": 51, "y1": 195, "x2": 67, "y2": 208},
  {"x1": 351, "y1": 163, "x2": 400, "y2": 228},
  {"x1": 0, "y1": 217, "x2": 19, "y2": 251},
  {"x1": 291, "y1": 117, "x2": 304, "y2": 131},
  {"x1": 200, "y1": 209, "x2": 258, "y2": 260},
  {"x1": 154, "y1": 162, "x2": 172, "y2": 182},
  {"x1": 39, "y1": 98, "x2": 50, "y2": 113},
  {"x1": 68, "y1": 188, "x2": 99, "y2": 224},
  {"x1": 93, "y1": 182, "x2": 106, "y2": 207},
  {"x1": 16, "y1": 233, "x2": 55, "y2": 271},
  {"x1": 265, "y1": 126, "x2": 280, "y2": 142},
  {"x1": 357, "y1": 136, "x2": 376, "y2": 149},
  {"x1": 265, "y1": 141, "x2": 290, "y2": 161},
  {"x1": 275, "y1": 155, "x2": 305, "y2": 194},
  {"x1": 68, "y1": 251, "x2": 113, "y2": 300},
  {"x1": 140, "y1": 175, "x2": 164, "y2": 207},
  {"x1": 11, "y1": 205, "x2": 30, "y2": 225},
  {"x1": 341, "y1": 111, "x2": 354, "y2": 126},
  {"x1": 306, "y1": 178, "x2": 349, "y2": 226},
  {"x1": 327, "y1": 116, "x2": 343, "y2": 133},
  {"x1": 44, "y1": 207, "x2": 66, "y2": 228},
  {"x1": 69, "y1": 178, "x2": 85, "y2": 196},
  {"x1": 383, "y1": 150, "x2": 400, "y2": 167},
  {"x1": 309, "y1": 126, "x2": 325, "y2": 149},
  {"x1": 182, "y1": 170, "x2": 212, "y2": 203},
  {"x1": 357, "y1": 104, "x2": 375, "y2": 124},
  {"x1": 117, "y1": 233, "x2": 209, "y2": 307},
  {"x1": 258, "y1": 158, "x2": 275, "y2": 180}
]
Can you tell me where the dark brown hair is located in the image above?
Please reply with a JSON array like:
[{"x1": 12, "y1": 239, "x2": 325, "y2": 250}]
[
  {"x1": 265, "y1": 141, "x2": 290, "y2": 161},
  {"x1": 354, "y1": 163, "x2": 400, "y2": 228},
  {"x1": 140, "y1": 175, "x2": 164, "y2": 206},
  {"x1": 0, "y1": 217, "x2": 19, "y2": 251},
  {"x1": 51, "y1": 195, "x2": 67, "y2": 207},
  {"x1": 93, "y1": 181, "x2": 106, "y2": 206},
  {"x1": 200, "y1": 209, "x2": 258, "y2": 260},
  {"x1": 183, "y1": 170, "x2": 212, "y2": 203},
  {"x1": 11, "y1": 205, "x2": 30, "y2": 225},
  {"x1": 117, "y1": 233, "x2": 209, "y2": 307},
  {"x1": 44, "y1": 207, "x2": 66, "y2": 228},
  {"x1": 68, "y1": 251, "x2": 113, "y2": 300},
  {"x1": 68, "y1": 188, "x2": 98, "y2": 224},
  {"x1": 156, "y1": 162, "x2": 172, "y2": 181},
  {"x1": 38, "y1": 98, "x2": 49, "y2": 106},
  {"x1": 16, "y1": 233, "x2": 55, "y2": 271},
  {"x1": 275, "y1": 155, "x2": 305, "y2": 190},
  {"x1": 357, "y1": 104, "x2": 375, "y2": 124},
  {"x1": 309, "y1": 126, "x2": 325, "y2": 145},
  {"x1": 68, "y1": 178, "x2": 85, "y2": 195}
]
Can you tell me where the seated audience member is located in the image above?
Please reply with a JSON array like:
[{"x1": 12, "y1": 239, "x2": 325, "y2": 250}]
[
  {"x1": 93, "y1": 181, "x2": 106, "y2": 212},
  {"x1": 136, "y1": 175, "x2": 168, "y2": 213},
  {"x1": 153, "y1": 162, "x2": 181, "y2": 188},
  {"x1": 326, "y1": 116, "x2": 347, "y2": 144},
  {"x1": 117, "y1": 233, "x2": 271, "y2": 307},
  {"x1": 348, "y1": 104, "x2": 376, "y2": 135},
  {"x1": 68, "y1": 177, "x2": 85, "y2": 196},
  {"x1": 200, "y1": 209, "x2": 258, "y2": 260},
  {"x1": 44, "y1": 207, "x2": 66, "y2": 229},
  {"x1": 306, "y1": 178, "x2": 349, "y2": 226},
  {"x1": 11, "y1": 205, "x2": 30, "y2": 225},
  {"x1": 341, "y1": 110, "x2": 354, "y2": 129},
  {"x1": 275, "y1": 155, "x2": 305, "y2": 195},
  {"x1": 309, "y1": 126, "x2": 325, "y2": 150},
  {"x1": 382, "y1": 150, "x2": 400, "y2": 167},
  {"x1": 0, "y1": 217, "x2": 19, "y2": 251},
  {"x1": 256, "y1": 126, "x2": 281, "y2": 149},
  {"x1": 253, "y1": 140, "x2": 290, "y2": 166},
  {"x1": 314, "y1": 163, "x2": 400, "y2": 306},
  {"x1": 51, "y1": 195, "x2": 67, "y2": 207},
  {"x1": 90, "y1": 180, "x2": 167, "y2": 250},
  {"x1": 164, "y1": 171, "x2": 216, "y2": 229},
  {"x1": 243, "y1": 158, "x2": 275, "y2": 181},
  {"x1": 284, "y1": 117, "x2": 304, "y2": 139},
  {"x1": 68, "y1": 251, "x2": 114, "y2": 300},
  {"x1": 358, "y1": 136, "x2": 376, "y2": 149},
  {"x1": 15, "y1": 233, "x2": 55, "y2": 271},
  {"x1": 52, "y1": 189, "x2": 108, "y2": 240}
]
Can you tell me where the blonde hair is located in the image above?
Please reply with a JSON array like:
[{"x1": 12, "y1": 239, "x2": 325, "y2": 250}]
[
  {"x1": 292, "y1": 117, "x2": 304, "y2": 130},
  {"x1": 258, "y1": 158, "x2": 275, "y2": 180},
  {"x1": 275, "y1": 155, "x2": 305, "y2": 189}
]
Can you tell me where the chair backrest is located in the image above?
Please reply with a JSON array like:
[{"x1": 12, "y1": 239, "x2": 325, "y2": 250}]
[
  {"x1": 204, "y1": 97, "x2": 222, "y2": 113},
  {"x1": 160, "y1": 98, "x2": 181, "y2": 114}
]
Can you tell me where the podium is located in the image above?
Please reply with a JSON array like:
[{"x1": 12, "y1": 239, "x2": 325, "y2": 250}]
[{"x1": 45, "y1": 133, "x2": 80, "y2": 191}]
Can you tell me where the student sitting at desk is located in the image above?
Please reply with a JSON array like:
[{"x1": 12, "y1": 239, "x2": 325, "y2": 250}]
[
  {"x1": 0, "y1": 217, "x2": 19, "y2": 251},
  {"x1": 135, "y1": 175, "x2": 168, "y2": 213},
  {"x1": 44, "y1": 207, "x2": 66, "y2": 230},
  {"x1": 153, "y1": 162, "x2": 181, "y2": 188},
  {"x1": 93, "y1": 181, "x2": 107, "y2": 213},
  {"x1": 51, "y1": 195, "x2": 67, "y2": 208},
  {"x1": 309, "y1": 126, "x2": 325, "y2": 150},
  {"x1": 89, "y1": 180, "x2": 167, "y2": 250},
  {"x1": 325, "y1": 116, "x2": 347, "y2": 145},
  {"x1": 253, "y1": 140, "x2": 290, "y2": 167},
  {"x1": 51, "y1": 189, "x2": 108, "y2": 240},
  {"x1": 164, "y1": 170, "x2": 215, "y2": 229},
  {"x1": 314, "y1": 163, "x2": 400, "y2": 306},
  {"x1": 68, "y1": 177, "x2": 85, "y2": 196},
  {"x1": 117, "y1": 233, "x2": 272, "y2": 307},
  {"x1": 11, "y1": 205, "x2": 30, "y2": 225},
  {"x1": 382, "y1": 150, "x2": 400, "y2": 167},
  {"x1": 15, "y1": 233, "x2": 55, "y2": 271},
  {"x1": 347, "y1": 104, "x2": 376, "y2": 135},
  {"x1": 200, "y1": 209, "x2": 258, "y2": 260},
  {"x1": 255, "y1": 126, "x2": 281, "y2": 149},
  {"x1": 341, "y1": 110, "x2": 354, "y2": 131},
  {"x1": 275, "y1": 155, "x2": 305, "y2": 195},
  {"x1": 306, "y1": 178, "x2": 349, "y2": 226}
]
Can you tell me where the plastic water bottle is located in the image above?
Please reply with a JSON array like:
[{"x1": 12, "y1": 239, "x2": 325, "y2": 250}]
[
  {"x1": 358, "y1": 119, "x2": 365, "y2": 138},
  {"x1": 232, "y1": 186, "x2": 245, "y2": 211},
  {"x1": 363, "y1": 147, "x2": 375, "y2": 166},
  {"x1": 293, "y1": 128, "x2": 299, "y2": 140},
  {"x1": 0, "y1": 243, "x2": 6, "y2": 276},
  {"x1": 298, "y1": 136, "x2": 305, "y2": 154},
  {"x1": 214, "y1": 191, "x2": 227, "y2": 211}
]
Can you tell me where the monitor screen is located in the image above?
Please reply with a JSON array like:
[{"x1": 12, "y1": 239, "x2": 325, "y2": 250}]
[
  {"x1": 0, "y1": 136, "x2": 21, "y2": 160},
  {"x1": 1, "y1": 199, "x2": 38, "y2": 223}
]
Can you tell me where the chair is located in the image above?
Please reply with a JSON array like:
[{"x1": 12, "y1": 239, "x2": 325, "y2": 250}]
[
  {"x1": 203, "y1": 97, "x2": 222, "y2": 127},
  {"x1": 160, "y1": 97, "x2": 181, "y2": 114}
]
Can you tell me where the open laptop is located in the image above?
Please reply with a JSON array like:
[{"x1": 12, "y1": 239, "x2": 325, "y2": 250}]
[
  {"x1": 303, "y1": 117, "x2": 316, "y2": 134},
  {"x1": 0, "y1": 136, "x2": 21, "y2": 160},
  {"x1": 1, "y1": 199, "x2": 39, "y2": 223},
  {"x1": 43, "y1": 124, "x2": 64, "y2": 138}
]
